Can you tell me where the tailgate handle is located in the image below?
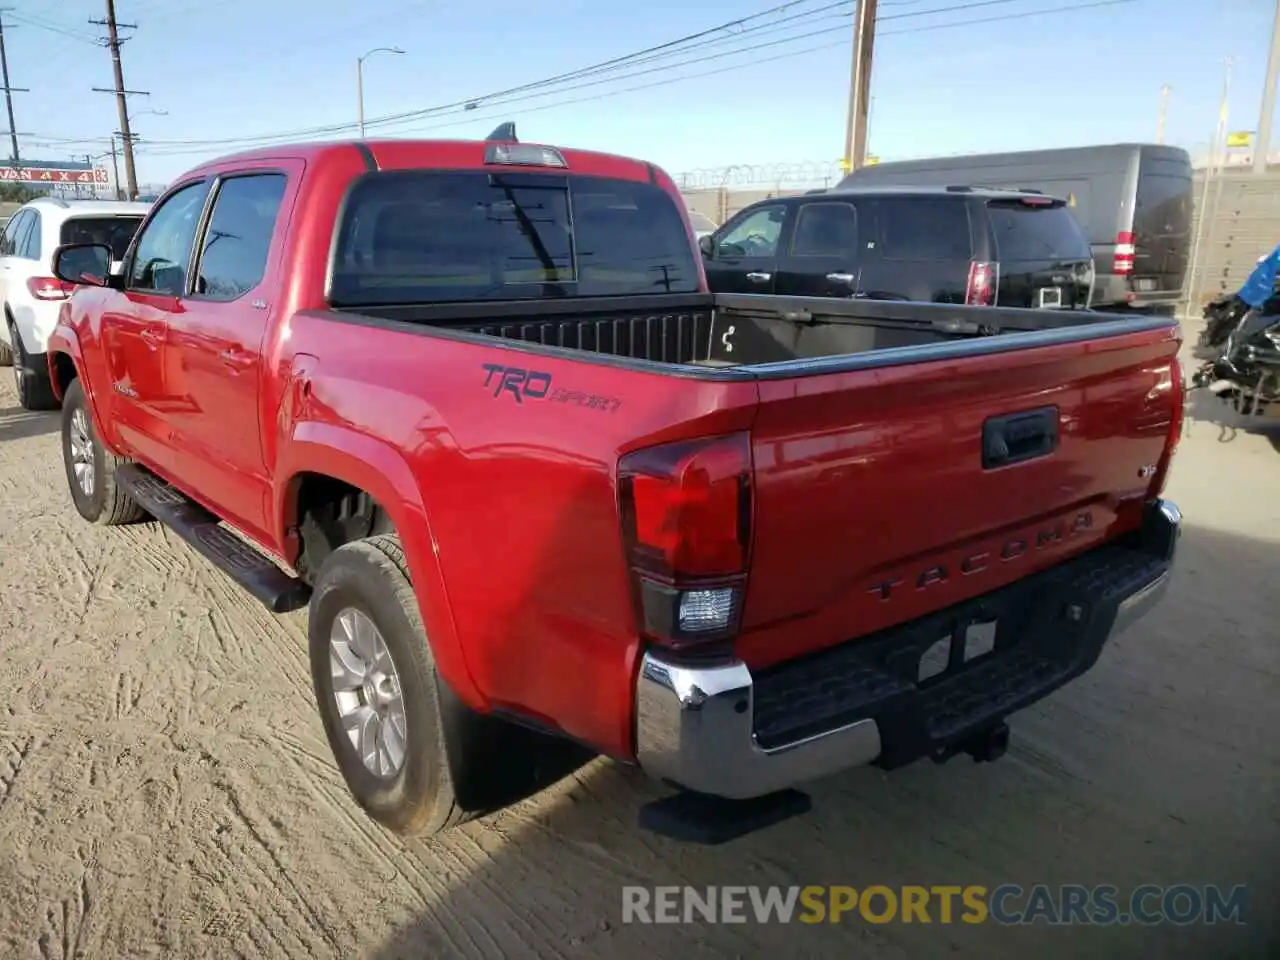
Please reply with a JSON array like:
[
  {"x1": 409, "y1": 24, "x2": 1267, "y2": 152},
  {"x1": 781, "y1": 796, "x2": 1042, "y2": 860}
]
[{"x1": 982, "y1": 406, "x2": 1059, "y2": 469}]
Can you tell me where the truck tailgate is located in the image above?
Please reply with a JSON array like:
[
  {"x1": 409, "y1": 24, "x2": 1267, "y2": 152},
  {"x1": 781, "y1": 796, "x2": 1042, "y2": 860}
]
[{"x1": 737, "y1": 322, "x2": 1180, "y2": 670}]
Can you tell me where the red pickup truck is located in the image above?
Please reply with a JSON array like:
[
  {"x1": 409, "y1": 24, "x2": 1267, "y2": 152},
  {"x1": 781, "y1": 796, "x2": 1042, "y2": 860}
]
[{"x1": 46, "y1": 128, "x2": 1184, "y2": 844}]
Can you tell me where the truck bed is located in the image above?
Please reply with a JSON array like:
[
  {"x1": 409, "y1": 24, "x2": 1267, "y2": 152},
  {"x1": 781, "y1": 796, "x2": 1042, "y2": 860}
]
[{"x1": 341, "y1": 293, "x2": 1174, "y2": 376}]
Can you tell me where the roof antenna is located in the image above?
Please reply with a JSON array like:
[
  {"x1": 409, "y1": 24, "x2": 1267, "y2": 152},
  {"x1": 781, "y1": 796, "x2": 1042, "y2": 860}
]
[{"x1": 486, "y1": 122, "x2": 517, "y2": 142}]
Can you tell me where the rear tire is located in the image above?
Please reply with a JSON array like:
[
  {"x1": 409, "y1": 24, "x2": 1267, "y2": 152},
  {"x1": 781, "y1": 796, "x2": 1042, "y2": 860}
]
[
  {"x1": 9, "y1": 320, "x2": 58, "y2": 411},
  {"x1": 309, "y1": 534, "x2": 476, "y2": 836},
  {"x1": 60, "y1": 379, "x2": 147, "y2": 526}
]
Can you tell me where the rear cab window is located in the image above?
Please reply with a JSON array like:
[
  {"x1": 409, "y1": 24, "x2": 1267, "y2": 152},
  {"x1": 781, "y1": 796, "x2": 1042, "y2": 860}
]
[
  {"x1": 61, "y1": 216, "x2": 146, "y2": 262},
  {"x1": 329, "y1": 171, "x2": 699, "y2": 306},
  {"x1": 873, "y1": 197, "x2": 971, "y2": 261},
  {"x1": 988, "y1": 199, "x2": 1092, "y2": 262}
]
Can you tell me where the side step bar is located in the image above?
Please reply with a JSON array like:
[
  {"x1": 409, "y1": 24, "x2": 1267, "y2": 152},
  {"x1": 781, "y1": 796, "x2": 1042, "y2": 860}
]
[{"x1": 116, "y1": 464, "x2": 311, "y2": 614}]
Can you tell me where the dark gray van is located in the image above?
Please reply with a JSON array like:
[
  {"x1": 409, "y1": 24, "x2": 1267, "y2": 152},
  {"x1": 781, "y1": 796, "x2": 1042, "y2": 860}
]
[{"x1": 837, "y1": 143, "x2": 1193, "y2": 315}]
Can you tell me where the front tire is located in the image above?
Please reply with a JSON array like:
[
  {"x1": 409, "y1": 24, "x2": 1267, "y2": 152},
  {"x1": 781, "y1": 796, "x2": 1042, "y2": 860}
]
[
  {"x1": 60, "y1": 379, "x2": 147, "y2": 526},
  {"x1": 309, "y1": 534, "x2": 474, "y2": 836}
]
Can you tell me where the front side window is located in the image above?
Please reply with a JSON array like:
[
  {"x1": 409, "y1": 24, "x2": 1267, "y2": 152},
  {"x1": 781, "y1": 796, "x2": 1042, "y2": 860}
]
[
  {"x1": 0, "y1": 210, "x2": 28, "y2": 257},
  {"x1": 330, "y1": 171, "x2": 698, "y2": 306},
  {"x1": 195, "y1": 174, "x2": 288, "y2": 301},
  {"x1": 715, "y1": 204, "x2": 786, "y2": 259},
  {"x1": 127, "y1": 180, "x2": 211, "y2": 295}
]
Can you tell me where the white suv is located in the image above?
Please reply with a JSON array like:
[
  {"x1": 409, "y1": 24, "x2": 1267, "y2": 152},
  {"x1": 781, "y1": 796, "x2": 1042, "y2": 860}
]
[{"x1": 0, "y1": 197, "x2": 151, "y2": 409}]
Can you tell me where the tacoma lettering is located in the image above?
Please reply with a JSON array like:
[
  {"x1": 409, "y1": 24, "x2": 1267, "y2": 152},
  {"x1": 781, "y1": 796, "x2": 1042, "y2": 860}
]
[{"x1": 869, "y1": 512, "x2": 1095, "y2": 601}]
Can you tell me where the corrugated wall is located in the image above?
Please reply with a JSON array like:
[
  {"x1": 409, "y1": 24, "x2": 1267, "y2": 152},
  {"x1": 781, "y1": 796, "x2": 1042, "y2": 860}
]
[{"x1": 1186, "y1": 170, "x2": 1280, "y2": 304}]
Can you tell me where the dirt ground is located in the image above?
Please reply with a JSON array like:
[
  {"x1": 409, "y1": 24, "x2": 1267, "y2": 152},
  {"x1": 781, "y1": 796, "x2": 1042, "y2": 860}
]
[{"x1": 0, "y1": 354, "x2": 1277, "y2": 959}]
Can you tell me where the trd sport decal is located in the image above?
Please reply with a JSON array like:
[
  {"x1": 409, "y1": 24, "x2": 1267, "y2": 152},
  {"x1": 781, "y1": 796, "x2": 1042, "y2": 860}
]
[{"x1": 480, "y1": 363, "x2": 622, "y2": 412}]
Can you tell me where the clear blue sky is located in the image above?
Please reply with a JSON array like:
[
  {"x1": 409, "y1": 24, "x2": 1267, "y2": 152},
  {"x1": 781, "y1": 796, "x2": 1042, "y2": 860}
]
[{"x1": 5, "y1": 0, "x2": 1275, "y2": 186}]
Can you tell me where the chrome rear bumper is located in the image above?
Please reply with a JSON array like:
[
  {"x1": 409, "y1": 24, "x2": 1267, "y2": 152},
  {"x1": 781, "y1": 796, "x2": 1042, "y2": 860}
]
[{"x1": 635, "y1": 498, "x2": 1181, "y2": 800}]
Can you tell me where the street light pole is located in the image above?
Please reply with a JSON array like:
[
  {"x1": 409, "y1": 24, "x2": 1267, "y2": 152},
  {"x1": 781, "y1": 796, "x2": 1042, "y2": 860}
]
[
  {"x1": 356, "y1": 46, "x2": 404, "y2": 139},
  {"x1": 1255, "y1": 0, "x2": 1280, "y2": 172},
  {"x1": 1157, "y1": 84, "x2": 1171, "y2": 144}
]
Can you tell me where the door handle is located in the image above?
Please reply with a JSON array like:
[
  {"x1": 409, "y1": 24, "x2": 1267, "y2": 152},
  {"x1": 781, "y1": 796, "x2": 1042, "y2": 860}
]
[
  {"x1": 139, "y1": 327, "x2": 163, "y2": 347},
  {"x1": 746, "y1": 272, "x2": 772, "y2": 283},
  {"x1": 219, "y1": 347, "x2": 255, "y2": 371},
  {"x1": 826, "y1": 272, "x2": 855, "y2": 285},
  {"x1": 982, "y1": 406, "x2": 1059, "y2": 469}
]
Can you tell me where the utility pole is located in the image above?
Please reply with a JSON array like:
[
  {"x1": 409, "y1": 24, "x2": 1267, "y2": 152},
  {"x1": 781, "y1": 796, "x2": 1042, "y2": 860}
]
[
  {"x1": 90, "y1": 0, "x2": 144, "y2": 199},
  {"x1": 0, "y1": 9, "x2": 28, "y2": 162},
  {"x1": 843, "y1": 0, "x2": 878, "y2": 172},
  {"x1": 1255, "y1": 0, "x2": 1280, "y2": 172},
  {"x1": 1185, "y1": 57, "x2": 1235, "y2": 314},
  {"x1": 1156, "y1": 84, "x2": 1171, "y2": 144}
]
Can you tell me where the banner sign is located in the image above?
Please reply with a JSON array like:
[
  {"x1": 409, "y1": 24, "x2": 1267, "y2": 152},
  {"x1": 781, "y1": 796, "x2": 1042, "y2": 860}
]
[{"x1": 0, "y1": 166, "x2": 110, "y2": 184}]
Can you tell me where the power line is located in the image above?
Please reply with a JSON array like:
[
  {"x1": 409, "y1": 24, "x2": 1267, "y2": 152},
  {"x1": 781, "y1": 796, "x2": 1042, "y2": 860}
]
[
  {"x1": 134, "y1": 0, "x2": 1137, "y2": 161},
  {"x1": 6, "y1": 11, "x2": 99, "y2": 45},
  {"x1": 878, "y1": 0, "x2": 1038, "y2": 22},
  {"x1": 119, "y1": 0, "x2": 856, "y2": 149},
  {"x1": 33, "y1": 0, "x2": 1135, "y2": 163}
]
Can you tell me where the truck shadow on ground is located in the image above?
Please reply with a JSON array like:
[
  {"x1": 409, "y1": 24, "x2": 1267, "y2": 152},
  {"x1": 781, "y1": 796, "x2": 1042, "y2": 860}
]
[
  {"x1": 1183, "y1": 388, "x2": 1280, "y2": 451},
  {"x1": 0, "y1": 404, "x2": 59, "y2": 443},
  {"x1": 370, "y1": 521, "x2": 1279, "y2": 960}
]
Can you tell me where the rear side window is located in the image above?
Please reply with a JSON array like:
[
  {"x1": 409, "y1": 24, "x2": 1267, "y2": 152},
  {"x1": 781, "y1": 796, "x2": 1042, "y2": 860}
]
[
  {"x1": 195, "y1": 174, "x2": 288, "y2": 300},
  {"x1": 61, "y1": 216, "x2": 145, "y2": 262},
  {"x1": 988, "y1": 202, "x2": 1092, "y2": 261},
  {"x1": 330, "y1": 171, "x2": 699, "y2": 306},
  {"x1": 874, "y1": 198, "x2": 971, "y2": 261},
  {"x1": 790, "y1": 202, "x2": 858, "y2": 256}
]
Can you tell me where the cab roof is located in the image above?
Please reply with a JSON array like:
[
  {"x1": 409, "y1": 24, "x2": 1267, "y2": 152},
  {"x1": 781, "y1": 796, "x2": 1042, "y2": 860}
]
[{"x1": 178, "y1": 137, "x2": 673, "y2": 190}]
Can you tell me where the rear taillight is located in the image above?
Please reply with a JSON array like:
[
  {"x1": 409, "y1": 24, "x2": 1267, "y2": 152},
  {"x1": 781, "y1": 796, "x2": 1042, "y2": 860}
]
[
  {"x1": 27, "y1": 277, "x2": 74, "y2": 301},
  {"x1": 618, "y1": 433, "x2": 752, "y2": 647},
  {"x1": 1114, "y1": 231, "x2": 1136, "y2": 276},
  {"x1": 965, "y1": 261, "x2": 997, "y2": 306}
]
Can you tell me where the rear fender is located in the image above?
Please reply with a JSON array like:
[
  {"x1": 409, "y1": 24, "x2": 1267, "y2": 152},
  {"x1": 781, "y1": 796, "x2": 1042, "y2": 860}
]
[{"x1": 276, "y1": 422, "x2": 483, "y2": 710}]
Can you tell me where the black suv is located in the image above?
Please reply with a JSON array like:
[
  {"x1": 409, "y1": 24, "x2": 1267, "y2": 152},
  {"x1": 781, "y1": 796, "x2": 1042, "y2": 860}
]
[{"x1": 699, "y1": 185, "x2": 1095, "y2": 310}]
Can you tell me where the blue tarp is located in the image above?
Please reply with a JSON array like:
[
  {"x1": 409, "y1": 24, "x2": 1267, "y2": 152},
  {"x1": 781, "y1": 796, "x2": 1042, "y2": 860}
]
[{"x1": 1236, "y1": 243, "x2": 1280, "y2": 309}]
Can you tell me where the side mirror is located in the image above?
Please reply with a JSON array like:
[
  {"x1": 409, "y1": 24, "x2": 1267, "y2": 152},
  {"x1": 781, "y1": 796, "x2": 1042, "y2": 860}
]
[
  {"x1": 53, "y1": 243, "x2": 113, "y2": 288},
  {"x1": 698, "y1": 234, "x2": 714, "y2": 258}
]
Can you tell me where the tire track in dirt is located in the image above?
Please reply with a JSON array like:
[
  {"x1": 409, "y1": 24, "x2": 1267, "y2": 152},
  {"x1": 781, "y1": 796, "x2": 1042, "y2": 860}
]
[
  {"x1": 205, "y1": 776, "x2": 345, "y2": 958},
  {"x1": 0, "y1": 736, "x2": 33, "y2": 814},
  {"x1": 266, "y1": 730, "x2": 413, "y2": 883},
  {"x1": 33, "y1": 872, "x2": 93, "y2": 960},
  {"x1": 187, "y1": 548, "x2": 312, "y2": 698}
]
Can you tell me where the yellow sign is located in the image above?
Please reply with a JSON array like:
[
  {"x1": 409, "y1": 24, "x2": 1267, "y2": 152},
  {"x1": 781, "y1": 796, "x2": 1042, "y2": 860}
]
[
  {"x1": 866, "y1": 155, "x2": 880, "y2": 166},
  {"x1": 1226, "y1": 131, "x2": 1254, "y2": 148},
  {"x1": 1067, "y1": 192, "x2": 1077, "y2": 208}
]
